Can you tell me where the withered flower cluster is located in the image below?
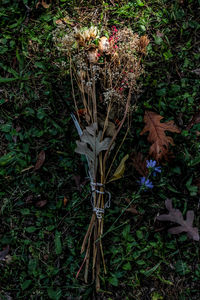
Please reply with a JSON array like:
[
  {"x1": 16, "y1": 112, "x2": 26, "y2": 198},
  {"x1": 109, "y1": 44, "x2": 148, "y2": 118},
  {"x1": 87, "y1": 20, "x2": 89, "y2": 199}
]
[{"x1": 53, "y1": 24, "x2": 149, "y2": 125}]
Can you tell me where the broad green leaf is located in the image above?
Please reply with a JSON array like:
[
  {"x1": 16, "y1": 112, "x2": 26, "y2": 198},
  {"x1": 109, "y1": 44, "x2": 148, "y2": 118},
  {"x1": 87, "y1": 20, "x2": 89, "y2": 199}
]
[
  {"x1": 122, "y1": 262, "x2": 132, "y2": 270},
  {"x1": 108, "y1": 276, "x2": 118, "y2": 286},
  {"x1": 21, "y1": 280, "x2": 32, "y2": 290},
  {"x1": 136, "y1": 0, "x2": 144, "y2": 6},
  {"x1": 108, "y1": 154, "x2": 129, "y2": 182}
]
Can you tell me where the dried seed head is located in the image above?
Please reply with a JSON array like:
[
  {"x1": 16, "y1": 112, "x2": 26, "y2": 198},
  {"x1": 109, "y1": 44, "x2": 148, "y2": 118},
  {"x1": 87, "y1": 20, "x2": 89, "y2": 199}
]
[
  {"x1": 112, "y1": 52, "x2": 120, "y2": 65},
  {"x1": 139, "y1": 35, "x2": 150, "y2": 54},
  {"x1": 75, "y1": 26, "x2": 99, "y2": 46},
  {"x1": 87, "y1": 48, "x2": 98, "y2": 63}
]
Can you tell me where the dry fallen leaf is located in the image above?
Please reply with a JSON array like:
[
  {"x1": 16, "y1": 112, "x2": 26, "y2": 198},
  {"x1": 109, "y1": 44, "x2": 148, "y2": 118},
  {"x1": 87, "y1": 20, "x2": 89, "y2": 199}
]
[
  {"x1": 34, "y1": 150, "x2": 45, "y2": 170},
  {"x1": 157, "y1": 199, "x2": 199, "y2": 241},
  {"x1": 36, "y1": 0, "x2": 51, "y2": 9},
  {"x1": 63, "y1": 196, "x2": 68, "y2": 206},
  {"x1": 108, "y1": 154, "x2": 129, "y2": 182},
  {"x1": 75, "y1": 123, "x2": 111, "y2": 179},
  {"x1": 25, "y1": 194, "x2": 34, "y2": 204},
  {"x1": 125, "y1": 198, "x2": 139, "y2": 215},
  {"x1": 35, "y1": 199, "x2": 47, "y2": 208},
  {"x1": 140, "y1": 111, "x2": 180, "y2": 161}
]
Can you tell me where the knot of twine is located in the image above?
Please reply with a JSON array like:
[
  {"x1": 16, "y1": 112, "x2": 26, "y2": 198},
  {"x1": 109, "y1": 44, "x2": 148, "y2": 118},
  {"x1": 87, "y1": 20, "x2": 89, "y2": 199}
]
[{"x1": 90, "y1": 182, "x2": 111, "y2": 219}]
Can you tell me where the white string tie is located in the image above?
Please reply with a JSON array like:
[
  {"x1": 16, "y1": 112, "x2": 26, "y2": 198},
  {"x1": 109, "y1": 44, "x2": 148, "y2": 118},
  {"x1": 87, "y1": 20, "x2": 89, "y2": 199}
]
[{"x1": 90, "y1": 182, "x2": 111, "y2": 219}]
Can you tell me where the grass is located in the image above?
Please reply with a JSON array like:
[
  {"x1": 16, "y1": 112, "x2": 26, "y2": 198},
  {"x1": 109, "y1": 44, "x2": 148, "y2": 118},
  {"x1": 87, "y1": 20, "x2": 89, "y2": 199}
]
[{"x1": 0, "y1": 0, "x2": 200, "y2": 299}]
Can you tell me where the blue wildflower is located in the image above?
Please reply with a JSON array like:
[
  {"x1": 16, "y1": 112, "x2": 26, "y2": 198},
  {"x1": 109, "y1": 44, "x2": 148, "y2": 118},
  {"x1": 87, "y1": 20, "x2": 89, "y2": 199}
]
[
  {"x1": 146, "y1": 160, "x2": 156, "y2": 168},
  {"x1": 146, "y1": 159, "x2": 161, "y2": 175},
  {"x1": 139, "y1": 177, "x2": 154, "y2": 189}
]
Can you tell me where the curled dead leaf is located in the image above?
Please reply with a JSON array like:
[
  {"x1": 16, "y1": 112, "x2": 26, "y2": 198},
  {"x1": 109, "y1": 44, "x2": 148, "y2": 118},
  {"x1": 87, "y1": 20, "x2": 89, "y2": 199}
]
[
  {"x1": 108, "y1": 154, "x2": 129, "y2": 182},
  {"x1": 125, "y1": 198, "x2": 139, "y2": 215},
  {"x1": 63, "y1": 196, "x2": 68, "y2": 206},
  {"x1": 25, "y1": 195, "x2": 34, "y2": 204},
  {"x1": 34, "y1": 150, "x2": 45, "y2": 170},
  {"x1": 36, "y1": 0, "x2": 51, "y2": 9},
  {"x1": 35, "y1": 199, "x2": 47, "y2": 208}
]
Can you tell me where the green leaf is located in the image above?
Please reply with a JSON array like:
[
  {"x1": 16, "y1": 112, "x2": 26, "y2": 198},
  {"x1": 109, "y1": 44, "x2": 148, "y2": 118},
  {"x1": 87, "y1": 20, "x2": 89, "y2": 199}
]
[
  {"x1": 108, "y1": 276, "x2": 118, "y2": 286},
  {"x1": 55, "y1": 231, "x2": 62, "y2": 255},
  {"x1": 175, "y1": 260, "x2": 190, "y2": 275},
  {"x1": 21, "y1": 280, "x2": 32, "y2": 290},
  {"x1": 0, "y1": 77, "x2": 19, "y2": 83},
  {"x1": 136, "y1": 230, "x2": 143, "y2": 239},
  {"x1": 0, "y1": 152, "x2": 15, "y2": 166},
  {"x1": 47, "y1": 288, "x2": 62, "y2": 300},
  {"x1": 136, "y1": 0, "x2": 144, "y2": 6},
  {"x1": 122, "y1": 262, "x2": 132, "y2": 270},
  {"x1": 142, "y1": 262, "x2": 161, "y2": 277},
  {"x1": 189, "y1": 156, "x2": 200, "y2": 166},
  {"x1": 20, "y1": 208, "x2": 30, "y2": 215},
  {"x1": 136, "y1": 260, "x2": 146, "y2": 265},
  {"x1": 26, "y1": 226, "x2": 37, "y2": 233},
  {"x1": 122, "y1": 224, "x2": 130, "y2": 240},
  {"x1": 35, "y1": 62, "x2": 46, "y2": 70},
  {"x1": 152, "y1": 292, "x2": 163, "y2": 300}
]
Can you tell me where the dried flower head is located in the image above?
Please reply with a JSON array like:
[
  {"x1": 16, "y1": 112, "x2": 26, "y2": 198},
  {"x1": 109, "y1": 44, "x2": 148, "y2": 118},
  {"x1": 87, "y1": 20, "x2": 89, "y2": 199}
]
[
  {"x1": 75, "y1": 26, "x2": 99, "y2": 46},
  {"x1": 139, "y1": 35, "x2": 150, "y2": 54},
  {"x1": 98, "y1": 36, "x2": 110, "y2": 53},
  {"x1": 52, "y1": 22, "x2": 148, "y2": 123},
  {"x1": 87, "y1": 48, "x2": 98, "y2": 63}
]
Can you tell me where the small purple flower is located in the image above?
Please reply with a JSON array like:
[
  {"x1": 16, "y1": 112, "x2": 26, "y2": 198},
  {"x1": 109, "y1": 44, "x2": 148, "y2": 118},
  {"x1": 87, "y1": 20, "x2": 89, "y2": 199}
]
[
  {"x1": 146, "y1": 160, "x2": 156, "y2": 168},
  {"x1": 146, "y1": 160, "x2": 161, "y2": 175},
  {"x1": 139, "y1": 177, "x2": 154, "y2": 189}
]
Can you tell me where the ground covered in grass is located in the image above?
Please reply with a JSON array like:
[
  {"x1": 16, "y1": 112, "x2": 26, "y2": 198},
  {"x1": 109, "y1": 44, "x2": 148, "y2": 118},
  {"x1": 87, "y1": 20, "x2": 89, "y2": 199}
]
[{"x1": 0, "y1": 0, "x2": 200, "y2": 299}]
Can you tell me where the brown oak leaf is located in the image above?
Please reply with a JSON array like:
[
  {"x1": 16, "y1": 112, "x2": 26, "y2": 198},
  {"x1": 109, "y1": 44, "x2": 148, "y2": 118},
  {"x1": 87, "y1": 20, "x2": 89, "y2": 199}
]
[
  {"x1": 140, "y1": 111, "x2": 180, "y2": 161},
  {"x1": 157, "y1": 199, "x2": 199, "y2": 241}
]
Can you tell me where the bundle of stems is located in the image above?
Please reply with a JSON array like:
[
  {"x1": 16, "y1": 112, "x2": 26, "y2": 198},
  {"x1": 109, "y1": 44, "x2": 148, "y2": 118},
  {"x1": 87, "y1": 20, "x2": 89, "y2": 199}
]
[{"x1": 53, "y1": 23, "x2": 149, "y2": 290}]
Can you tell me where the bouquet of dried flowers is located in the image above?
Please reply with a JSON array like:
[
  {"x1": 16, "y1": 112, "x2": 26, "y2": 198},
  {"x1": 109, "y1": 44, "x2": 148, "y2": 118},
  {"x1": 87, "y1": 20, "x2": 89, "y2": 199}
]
[{"x1": 53, "y1": 22, "x2": 149, "y2": 290}]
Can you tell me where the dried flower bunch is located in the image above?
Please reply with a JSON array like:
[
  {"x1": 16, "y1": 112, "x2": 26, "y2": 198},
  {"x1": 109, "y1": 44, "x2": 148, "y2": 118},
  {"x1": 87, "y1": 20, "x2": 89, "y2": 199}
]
[
  {"x1": 53, "y1": 24, "x2": 149, "y2": 122},
  {"x1": 53, "y1": 20, "x2": 149, "y2": 290}
]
